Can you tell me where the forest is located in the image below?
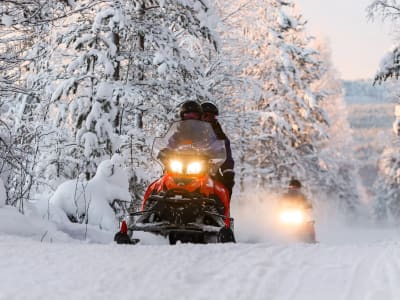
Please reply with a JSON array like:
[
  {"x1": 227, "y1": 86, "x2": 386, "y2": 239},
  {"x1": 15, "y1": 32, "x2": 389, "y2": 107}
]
[{"x1": 0, "y1": 0, "x2": 399, "y2": 229}]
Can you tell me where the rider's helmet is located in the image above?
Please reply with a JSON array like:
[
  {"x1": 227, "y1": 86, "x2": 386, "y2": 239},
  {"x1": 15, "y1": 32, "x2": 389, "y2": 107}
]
[
  {"x1": 288, "y1": 179, "x2": 302, "y2": 190},
  {"x1": 180, "y1": 101, "x2": 202, "y2": 120},
  {"x1": 201, "y1": 102, "x2": 219, "y2": 122}
]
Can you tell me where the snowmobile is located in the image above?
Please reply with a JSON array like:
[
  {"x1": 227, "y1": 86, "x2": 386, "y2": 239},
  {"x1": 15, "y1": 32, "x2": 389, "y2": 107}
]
[
  {"x1": 114, "y1": 120, "x2": 235, "y2": 245},
  {"x1": 276, "y1": 201, "x2": 316, "y2": 243}
]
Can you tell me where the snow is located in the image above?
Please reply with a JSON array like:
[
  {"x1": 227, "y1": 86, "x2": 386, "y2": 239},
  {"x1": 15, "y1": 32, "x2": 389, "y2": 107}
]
[
  {"x1": 1, "y1": 223, "x2": 400, "y2": 300},
  {"x1": 80, "y1": 131, "x2": 98, "y2": 158},
  {"x1": 0, "y1": 206, "x2": 72, "y2": 242},
  {"x1": 157, "y1": 62, "x2": 168, "y2": 75},
  {"x1": 304, "y1": 89, "x2": 316, "y2": 108},
  {"x1": 85, "y1": 101, "x2": 101, "y2": 130},
  {"x1": 73, "y1": 34, "x2": 93, "y2": 50},
  {"x1": 396, "y1": 104, "x2": 400, "y2": 117},
  {"x1": 0, "y1": 179, "x2": 5, "y2": 207},
  {"x1": 49, "y1": 155, "x2": 130, "y2": 230},
  {"x1": 2, "y1": 182, "x2": 400, "y2": 300},
  {"x1": 101, "y1": 35, "x2": 117, "y2": 56},
  {"x1": 51, "y1": 78, "x2": 76, "y2": 102},
  {"x1": 93, "y1": 8, "x2": 115, "y2": 32},
  {"x1": 1, "y1": 14, "x2": 13, "y2": 27},
  {"x1": 377, "y1": 46, "x2": 399, "y2": 79},
  {"x1": 67, "y1": 0, "x2": 76, "y2": 8},
  {"x1": 1, "y1": 0, "x2": 400, "y2": 298}
]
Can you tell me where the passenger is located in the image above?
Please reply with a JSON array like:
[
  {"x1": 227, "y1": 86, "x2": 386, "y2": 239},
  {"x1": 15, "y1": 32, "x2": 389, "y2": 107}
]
[{"x1": 201, "y1": 102, "x2": 235, "y2": 198}]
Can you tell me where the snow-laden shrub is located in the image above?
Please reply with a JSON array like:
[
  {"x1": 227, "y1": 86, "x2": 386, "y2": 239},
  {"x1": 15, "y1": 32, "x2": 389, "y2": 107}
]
[
  {"x1": 49, "y1": 154, "x2": 130, "y2": 230},
  {"x1": 373, "y1": 147, "x2": 400, "y2": 221},
  {"x1": 0, "y1": 178, "x2": 6, "y2": 208}
]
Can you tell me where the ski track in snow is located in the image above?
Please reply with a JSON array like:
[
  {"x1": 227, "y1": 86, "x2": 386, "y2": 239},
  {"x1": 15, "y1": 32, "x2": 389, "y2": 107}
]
[{"x1": 1, "y1": 232, "x2": 400, "y2": 300}]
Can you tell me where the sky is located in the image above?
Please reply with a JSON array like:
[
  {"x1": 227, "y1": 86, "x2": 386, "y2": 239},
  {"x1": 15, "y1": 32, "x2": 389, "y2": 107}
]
[{"x1": 295, "y1": 0, "x2": 395, "y2": 80}]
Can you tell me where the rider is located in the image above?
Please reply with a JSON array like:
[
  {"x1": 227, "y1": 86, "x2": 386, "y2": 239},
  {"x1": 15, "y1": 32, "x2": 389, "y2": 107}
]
[
  {"x1": 164, "y1": 100, "x2": 204, "y2": 150},
  {"x1": 180, "y1": 100, "x2": 202, "y2": 121},
  {"x1": 281, "y1": 179, "x2": 312, "y2": 209},
  {"x1": 201, "y1": 102, "x2": 235, "y2": 198}
]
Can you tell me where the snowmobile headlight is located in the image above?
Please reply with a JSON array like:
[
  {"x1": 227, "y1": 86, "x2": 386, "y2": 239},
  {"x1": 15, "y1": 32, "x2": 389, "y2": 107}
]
[
  {"x1": 170, "y1": 160, "x2": 183, "y2": 173},
  {"x1": 279, "y1": 210, "x2": 304, "y2": 225},
  {"x1": 186, "y1": 161, "x2": 202, "y2": 174}
]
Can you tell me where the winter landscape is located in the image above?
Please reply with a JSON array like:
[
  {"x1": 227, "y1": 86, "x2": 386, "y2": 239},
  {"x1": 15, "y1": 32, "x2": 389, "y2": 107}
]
[{"x1": 1, "y1": 1, "x2": 400, "y2": 299}]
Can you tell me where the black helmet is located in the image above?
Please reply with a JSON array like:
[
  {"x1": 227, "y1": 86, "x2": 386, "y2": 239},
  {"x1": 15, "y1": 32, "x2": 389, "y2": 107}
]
[
  {"x1": 180, "y1": 101, "x2": 202, "y2": 120},
  {"x1": 201, "y1": 102, "x2": 219, "y2": 115},
  {"x1": 201, "y1": 102, "x2": 218, "y2": 122},
  {"x1": 289, "y1": 179, "x2": 302, "y2": 189}
]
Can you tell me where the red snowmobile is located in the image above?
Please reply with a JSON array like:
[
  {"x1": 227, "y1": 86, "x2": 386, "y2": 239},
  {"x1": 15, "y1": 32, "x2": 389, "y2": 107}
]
[{"x1": 115, "y1": 120, "x2": 235, "y2": 244}]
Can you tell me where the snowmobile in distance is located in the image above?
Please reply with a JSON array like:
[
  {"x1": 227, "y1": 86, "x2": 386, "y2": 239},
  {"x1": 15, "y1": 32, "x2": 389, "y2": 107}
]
[
  {"x1": 114, "y1": 120, "x2": 235, "y2": 245},
  {"x1": 275, "y1": 196, "x2": 316, "y2": 243}
]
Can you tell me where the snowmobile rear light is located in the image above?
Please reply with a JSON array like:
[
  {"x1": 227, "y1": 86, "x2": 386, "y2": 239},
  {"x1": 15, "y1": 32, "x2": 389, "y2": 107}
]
[{"x1": 120, "y1": 220, "x2": 128, "y2": 234}]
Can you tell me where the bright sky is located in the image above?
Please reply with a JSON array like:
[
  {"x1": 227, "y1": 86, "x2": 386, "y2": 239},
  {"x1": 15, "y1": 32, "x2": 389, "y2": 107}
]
[{"x1": 295, "y1": 0, "x2": 394, "y2": 80}]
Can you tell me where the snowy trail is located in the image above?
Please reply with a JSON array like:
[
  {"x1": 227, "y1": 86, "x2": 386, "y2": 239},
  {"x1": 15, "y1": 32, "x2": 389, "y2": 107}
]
[{"x1": 1, "y1": 230, "x2": 400, "y2": 300}]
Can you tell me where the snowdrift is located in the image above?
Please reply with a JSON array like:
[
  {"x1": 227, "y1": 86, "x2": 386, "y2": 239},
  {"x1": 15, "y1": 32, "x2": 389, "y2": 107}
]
[
  {"x1": 49, "y1": 155, "x2": 130, "y2": 230},
  {"x1": 0, "y1": 205, "x2": 72, "y2": 242}
]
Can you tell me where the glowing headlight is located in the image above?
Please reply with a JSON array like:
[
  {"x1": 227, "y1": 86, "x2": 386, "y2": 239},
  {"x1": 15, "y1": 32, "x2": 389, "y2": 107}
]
[
  {"x1": 170, "y1": 160, "x2": 183, "y2": 173},
  {"x1": 279, "y1": 210, "x2": 304, "y2": 225},
  {"x1": 187, "y1": 161, "x2": 202, "y2": 174}
]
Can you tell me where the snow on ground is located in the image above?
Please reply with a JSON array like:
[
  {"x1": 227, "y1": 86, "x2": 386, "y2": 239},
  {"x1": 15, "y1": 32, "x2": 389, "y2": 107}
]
[
  {"x1": 1, "y1": 227, "x2": 400, "y2": 300},
  {"x1": 1, "y1": 200, "x2": 400, "y2": 300},
  {"x1": 1, "y1": 188, "x2": 399, "y2": 300},
  {"x1": 0, "y1": 205, "x2": 114, "y2": 244},
  {"x1": 0, "y1": 206, "x2": 72, "y2": 243}
]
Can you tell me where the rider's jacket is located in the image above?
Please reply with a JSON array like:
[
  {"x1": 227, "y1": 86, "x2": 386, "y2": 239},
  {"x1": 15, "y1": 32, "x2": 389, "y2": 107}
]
[{"x1": 209, "y1": 121, "x2": 234, "y2": 176}]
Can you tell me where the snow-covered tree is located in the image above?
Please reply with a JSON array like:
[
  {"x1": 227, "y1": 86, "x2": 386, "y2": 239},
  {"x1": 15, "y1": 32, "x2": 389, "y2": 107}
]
[
  {"x1": 0, "y1": 0, "x2": 76, "y2": 210},
  {"x1": 368, "y1": 0, "x2": 400, "y2": 220},
  {"x1": 368, "y1": 0, "x2": 400, "y2": 83},
  {"x1": 0, "y1": 178, "x2": 5, "y2": 208},
  {"x1": 1, "y1": 0, "x2": 369, "y2": 224},
  {"x1": 43, "y1": 0, "x2": 221, "y2": 209},
  {"x1": 374, "y1": 146, "x2": 400, "y2": 220},
  {"x1": 0, "y1": 0, "x2": 224, "y2": 219},
  {"x1": 219, "y1": 0, "x2": 329, "y2": 191},
  {"x1": 311, "y1": 38, "x2": 362, "y2": 214}
]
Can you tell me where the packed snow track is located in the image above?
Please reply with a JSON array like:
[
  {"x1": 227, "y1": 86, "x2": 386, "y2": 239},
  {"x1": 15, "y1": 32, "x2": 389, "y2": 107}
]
[{"x1": 1, "y1": 227, "x2": 400, "y2": 300}]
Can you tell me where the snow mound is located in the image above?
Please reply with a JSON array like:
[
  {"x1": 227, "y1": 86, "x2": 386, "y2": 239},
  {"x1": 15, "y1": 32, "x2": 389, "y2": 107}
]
[
  {"x1": 0, "y1": 178, "x2": 6, "y2": 207},
  {"x1": 49, "y1": 154, "x2": 130, "y2": 230},
  {"x1": 0, "y1": 206, "x2": 72, "y2": 242}
]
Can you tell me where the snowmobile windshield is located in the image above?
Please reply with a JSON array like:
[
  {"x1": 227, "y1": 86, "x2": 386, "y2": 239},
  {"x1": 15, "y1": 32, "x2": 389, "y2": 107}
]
[{"x1": 152, "y1": 120, "x2": 227, "y2": 170}]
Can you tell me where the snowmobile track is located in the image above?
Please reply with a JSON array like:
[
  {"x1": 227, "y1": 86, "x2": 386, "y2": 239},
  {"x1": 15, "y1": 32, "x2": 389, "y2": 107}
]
[{"x1": 2, "y1": 235, "x2": 400, "y2": 300}]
